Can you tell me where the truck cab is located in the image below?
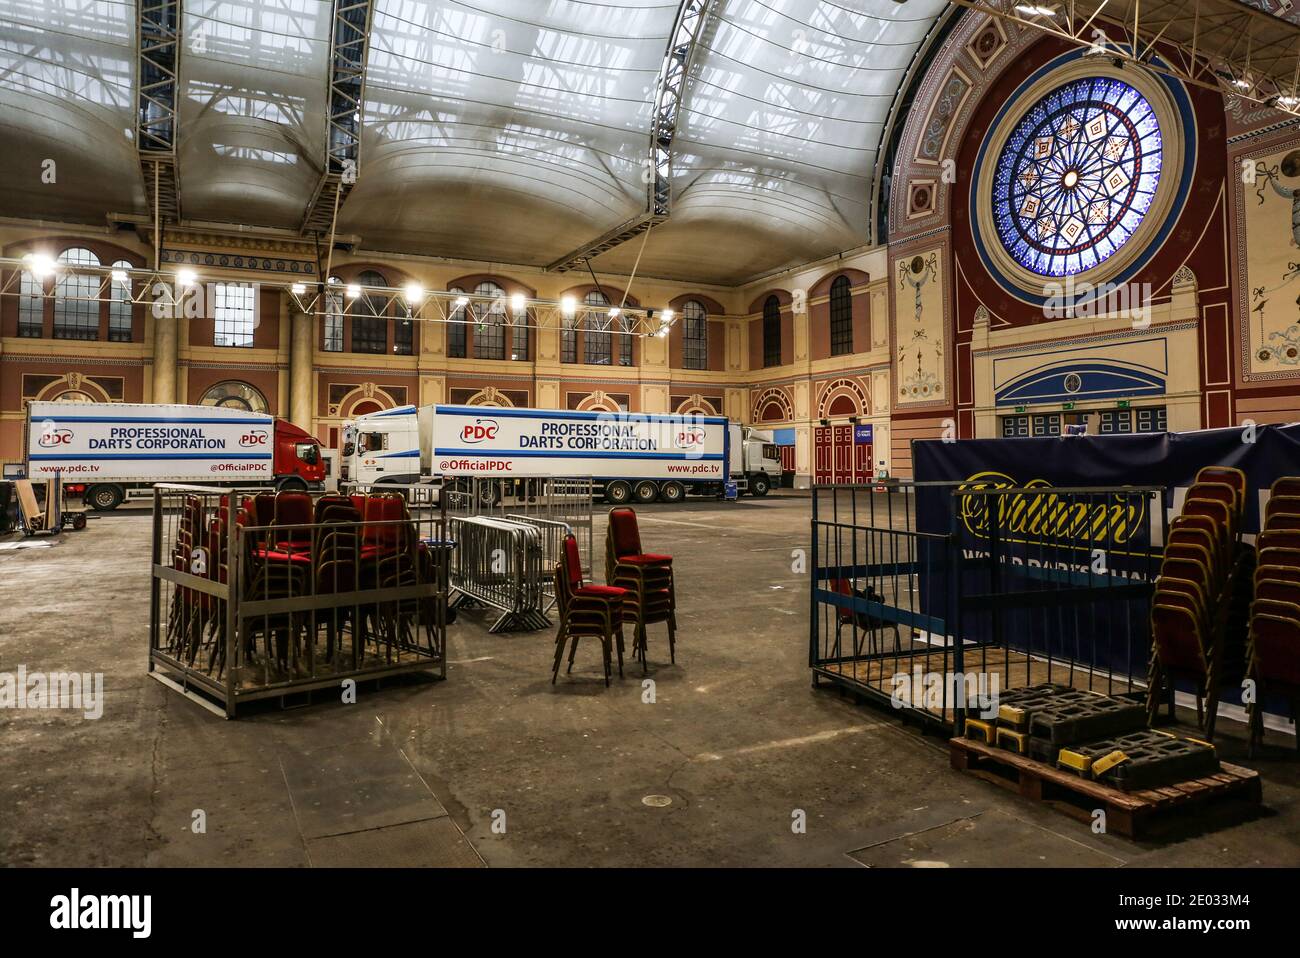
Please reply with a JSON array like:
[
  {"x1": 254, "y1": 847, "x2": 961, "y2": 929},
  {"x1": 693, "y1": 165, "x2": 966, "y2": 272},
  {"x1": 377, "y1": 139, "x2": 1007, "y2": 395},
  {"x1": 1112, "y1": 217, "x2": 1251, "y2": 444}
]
[
  {"x1": 341, "y1": 406, "x2": 421, "y2": 486},
  {"x1": 272, "y1": 419, "x2": 327, "y2": 490},
  {"x1": 738, "y1": 427, "x2": 783, "y2": 496}
]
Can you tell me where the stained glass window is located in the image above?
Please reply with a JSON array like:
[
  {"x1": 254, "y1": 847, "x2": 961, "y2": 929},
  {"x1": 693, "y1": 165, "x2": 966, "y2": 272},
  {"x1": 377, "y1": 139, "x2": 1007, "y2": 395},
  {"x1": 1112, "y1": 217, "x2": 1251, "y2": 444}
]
[{"x1": 992, "y1": 77, "x2": 1162, "y2": 277}]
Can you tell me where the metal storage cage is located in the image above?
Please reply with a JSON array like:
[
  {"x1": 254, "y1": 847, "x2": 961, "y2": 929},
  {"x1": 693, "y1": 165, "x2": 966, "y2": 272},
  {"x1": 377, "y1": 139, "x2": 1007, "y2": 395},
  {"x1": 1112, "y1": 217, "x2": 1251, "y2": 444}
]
[
  {"x1": 148, "y1": 483, "x2": 448, "y2": 717},
  {"x1": 810, "y1": 480, "x2": 1165, "y2": 732}
]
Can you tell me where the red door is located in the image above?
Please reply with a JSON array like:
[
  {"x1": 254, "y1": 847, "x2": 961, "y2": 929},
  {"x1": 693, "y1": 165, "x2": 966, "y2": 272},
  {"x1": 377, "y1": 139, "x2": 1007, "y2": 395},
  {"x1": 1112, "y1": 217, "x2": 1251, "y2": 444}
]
[
  {"x1": 833, "y1": 425, "x2": 853, "y2": 484},
  {"x1": 814, "y1": 427, "x2": 833, "y2": 484}
]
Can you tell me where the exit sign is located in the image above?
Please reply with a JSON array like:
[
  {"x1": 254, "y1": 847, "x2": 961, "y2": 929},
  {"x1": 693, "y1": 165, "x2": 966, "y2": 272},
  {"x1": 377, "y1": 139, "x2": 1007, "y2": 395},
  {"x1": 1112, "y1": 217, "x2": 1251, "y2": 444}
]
[
  {"x1": 1117, "y1": 400, "x2": 1131, "y2": 408},
  {"x1": 1014, "y1": 405, "x2": 1027, "y2": 413},
  {"x1": 1062, "y1": 402, "x2": 1075, "y2": 410}
]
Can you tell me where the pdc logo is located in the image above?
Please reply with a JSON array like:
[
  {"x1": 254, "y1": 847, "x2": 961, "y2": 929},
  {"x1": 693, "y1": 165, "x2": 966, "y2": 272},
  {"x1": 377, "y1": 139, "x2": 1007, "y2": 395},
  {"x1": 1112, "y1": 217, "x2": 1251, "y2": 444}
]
[
  {"x1": 460, "y1": 419, "x2": 499, "y2": 444},
  {"x1": 674, "y1": 428, "x2": 705, "y2": 449},
  {"x1": 38, "y1": 427, "x2": 74, "y2": 447},
  {"x1": 239, "y1": 430, "x2": 269, "y2": 448}
]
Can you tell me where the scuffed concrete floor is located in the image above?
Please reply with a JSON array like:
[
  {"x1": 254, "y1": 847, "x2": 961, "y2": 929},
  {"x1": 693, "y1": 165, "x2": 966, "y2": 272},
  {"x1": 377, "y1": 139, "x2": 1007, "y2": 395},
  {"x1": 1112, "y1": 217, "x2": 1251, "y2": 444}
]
[{"x1": 2, "y1": 494, "x2": 1298, "y2": 868}]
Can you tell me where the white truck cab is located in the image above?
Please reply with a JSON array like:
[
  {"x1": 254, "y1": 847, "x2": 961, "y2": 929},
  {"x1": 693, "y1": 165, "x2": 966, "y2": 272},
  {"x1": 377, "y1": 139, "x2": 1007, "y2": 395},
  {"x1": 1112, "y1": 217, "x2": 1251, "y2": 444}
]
[{"x1": 341, "y1": 406, "x2": 422, "y2": 485}]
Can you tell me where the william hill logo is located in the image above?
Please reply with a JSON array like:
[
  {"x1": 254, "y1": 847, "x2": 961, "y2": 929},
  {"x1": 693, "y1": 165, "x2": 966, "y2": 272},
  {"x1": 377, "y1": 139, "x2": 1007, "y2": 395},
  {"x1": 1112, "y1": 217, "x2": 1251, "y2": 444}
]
[{"x1": 956, "y1": 471, "x2": 1146, "y2": 547}]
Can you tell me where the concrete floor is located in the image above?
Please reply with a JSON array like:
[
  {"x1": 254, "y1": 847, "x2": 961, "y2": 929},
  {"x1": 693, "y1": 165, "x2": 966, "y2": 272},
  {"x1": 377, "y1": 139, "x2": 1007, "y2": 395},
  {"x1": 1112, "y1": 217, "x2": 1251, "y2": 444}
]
[{"x1": 2, "y1": 493, "x2": 1298, "y2": 868}]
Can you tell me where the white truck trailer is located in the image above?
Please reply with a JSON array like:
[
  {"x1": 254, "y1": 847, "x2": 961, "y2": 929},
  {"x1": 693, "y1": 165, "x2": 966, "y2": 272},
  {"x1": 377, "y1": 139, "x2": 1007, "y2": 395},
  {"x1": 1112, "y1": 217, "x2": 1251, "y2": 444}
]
[
  {"x1": 23, "y1": 401, "x2": 325, "y2": 510},
  {"x1": 341, "y1": 404, "x2": 781, "y2": 504}
]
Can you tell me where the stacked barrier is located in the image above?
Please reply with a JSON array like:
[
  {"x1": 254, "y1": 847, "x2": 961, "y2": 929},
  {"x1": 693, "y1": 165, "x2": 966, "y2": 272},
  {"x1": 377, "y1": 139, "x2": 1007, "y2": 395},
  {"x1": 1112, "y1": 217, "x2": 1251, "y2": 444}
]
[{"x1": 448, "y1": 516, "x2": 551, "y2": 632}]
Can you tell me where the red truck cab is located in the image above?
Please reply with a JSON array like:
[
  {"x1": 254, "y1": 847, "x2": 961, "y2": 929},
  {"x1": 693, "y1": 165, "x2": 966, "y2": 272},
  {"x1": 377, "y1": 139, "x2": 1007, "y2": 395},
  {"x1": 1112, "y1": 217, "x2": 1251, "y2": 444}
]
[{"x1": 273, "y1": 419, "x2": 326, "y2": 488}]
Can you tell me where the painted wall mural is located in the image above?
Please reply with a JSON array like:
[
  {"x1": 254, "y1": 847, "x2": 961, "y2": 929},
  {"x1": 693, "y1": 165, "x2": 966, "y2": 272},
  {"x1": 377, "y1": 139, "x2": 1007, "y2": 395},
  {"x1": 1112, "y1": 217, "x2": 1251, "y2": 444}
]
[
  {"x1": 895, "y1": 250, "x2": 946, "y2": 404},
  {"x1": 1243, "y1": 144, "x2": 1300, "y2": 378}
]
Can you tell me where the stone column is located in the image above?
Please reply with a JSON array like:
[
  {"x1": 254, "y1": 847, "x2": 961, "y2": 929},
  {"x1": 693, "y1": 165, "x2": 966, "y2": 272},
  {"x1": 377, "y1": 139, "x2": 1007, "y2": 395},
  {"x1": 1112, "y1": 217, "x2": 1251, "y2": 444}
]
[
  {"x1": 152, "y1": 313, "x2": 178, "y2": 403},
  {"x1": 289, "y1": 309, "x2": 314, "y2": 430}
]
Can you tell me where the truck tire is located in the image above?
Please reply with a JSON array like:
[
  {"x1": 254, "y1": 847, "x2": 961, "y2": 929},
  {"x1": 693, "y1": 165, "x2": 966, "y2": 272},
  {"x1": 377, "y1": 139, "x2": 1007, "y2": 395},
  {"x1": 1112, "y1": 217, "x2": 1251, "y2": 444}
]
[
  {"x1": 659, "y1": 481, "x2": 685, "y2": 504},
  {"x1": 276, "y1": 476, "x2": 308, "y2": 493},
  {"x1": 604, "y1": 480, "x2": 632, "y2": 505},
  {"x1": 477, "y1": 481, "x2": 500, "y2": 508},
  {"x1": 633, "y1": 480, "x2": 659, "y2": 504},
  {"x1": 86, "y1": 484, "x2": 123, "y2": 511},
  {"x1": 749, "y1": 474, "x2": 772, "y2": 497}
]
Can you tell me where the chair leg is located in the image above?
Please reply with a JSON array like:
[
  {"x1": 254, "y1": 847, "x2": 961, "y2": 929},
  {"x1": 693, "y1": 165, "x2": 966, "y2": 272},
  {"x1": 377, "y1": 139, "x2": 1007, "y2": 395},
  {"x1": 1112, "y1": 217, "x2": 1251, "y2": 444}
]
[
  {"x1": 614, "y1": 624, "x2": 625, "y2": 678},
  {"x1": 668, "y1": 611, "x2": 676, "y2": 664},
  {"x1": 552, "y1": 624, "x2": 567, "y2": 684},
  {"x1": 567, "y1": 633, "x2": 580, "y2": 674}
]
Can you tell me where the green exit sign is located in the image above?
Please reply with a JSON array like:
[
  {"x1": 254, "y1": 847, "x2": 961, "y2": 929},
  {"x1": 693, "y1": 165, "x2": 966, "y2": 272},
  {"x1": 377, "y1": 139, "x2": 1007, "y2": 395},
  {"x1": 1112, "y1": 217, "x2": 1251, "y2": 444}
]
[
  {"x1": 1117, "y1": 400, "x2": 1131, "y2": 408},
  {"x1": 1062, "y1": 402, "x2": 1075, "y2": 410},
  {"x1": 1014, "y1": 405, "x2": 1027, "y2": 413}
]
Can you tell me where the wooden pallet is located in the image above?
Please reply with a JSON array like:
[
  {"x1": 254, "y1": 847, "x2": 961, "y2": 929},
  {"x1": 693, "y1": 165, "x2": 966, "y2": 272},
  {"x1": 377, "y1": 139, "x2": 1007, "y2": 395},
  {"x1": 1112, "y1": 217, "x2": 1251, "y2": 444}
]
[{"x1": 950, "y1": 735, "x2": 1263, "y2": 840}]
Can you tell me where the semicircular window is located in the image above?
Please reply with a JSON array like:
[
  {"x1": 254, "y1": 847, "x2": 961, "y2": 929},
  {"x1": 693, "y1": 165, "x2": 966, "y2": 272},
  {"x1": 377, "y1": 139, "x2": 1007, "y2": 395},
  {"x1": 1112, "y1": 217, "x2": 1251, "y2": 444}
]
[{"x1": 992, "y1": 76, "x2": 1162, "y2": 277}]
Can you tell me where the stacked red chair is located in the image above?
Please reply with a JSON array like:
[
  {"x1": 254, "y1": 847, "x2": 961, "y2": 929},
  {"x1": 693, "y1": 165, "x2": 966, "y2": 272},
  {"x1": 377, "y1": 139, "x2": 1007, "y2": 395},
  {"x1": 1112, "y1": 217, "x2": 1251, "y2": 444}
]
[
  {"x1": 1148, "y1": 466, "x2": 1249, "y2": 739},
  {"x1": 553, "y1": 533, "x2": 626, "y2": 686},
  {"x1": 604, "y1": 507, "x2": 676, "y2": 672},
  {"x1": 1245, "y1": 476, "x2": 1300, "y2": 754}
]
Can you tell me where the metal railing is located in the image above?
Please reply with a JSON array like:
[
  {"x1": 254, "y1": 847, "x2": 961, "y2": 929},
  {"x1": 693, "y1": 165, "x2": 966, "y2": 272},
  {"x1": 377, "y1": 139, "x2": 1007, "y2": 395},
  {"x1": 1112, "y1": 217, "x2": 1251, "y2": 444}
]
[
  {"x1": 148, "y1": 483, "x2": 448, "y2": 717},
  {"x1": 810, "y1": 480, "x2": 1166, "y2": 732},
  {"x1": 448, "y1": 516, "x2": 550, "y2": 632}
]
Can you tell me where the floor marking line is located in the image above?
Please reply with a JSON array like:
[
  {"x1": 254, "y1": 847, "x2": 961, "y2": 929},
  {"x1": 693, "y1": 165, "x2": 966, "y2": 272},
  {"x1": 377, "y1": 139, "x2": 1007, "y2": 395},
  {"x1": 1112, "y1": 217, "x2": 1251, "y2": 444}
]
[{"x1": 693, "y1": 724, "x2": 876, "y2": 761}]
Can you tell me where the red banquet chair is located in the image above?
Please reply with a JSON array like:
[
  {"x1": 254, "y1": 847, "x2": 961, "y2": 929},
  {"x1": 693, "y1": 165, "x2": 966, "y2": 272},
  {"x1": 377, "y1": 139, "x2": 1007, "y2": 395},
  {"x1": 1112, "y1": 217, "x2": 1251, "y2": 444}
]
[
  {"x1": 1196, "y1": 466, "x2": 1247, "y2": 504},
  {"x1": 1245, "y1": 607, "x2": 1300, "y2": 755},
  {"x1": 553, "y1": 533, "x2": 626, "y2": 685},
  {"x1": 1271, "y1": 477, "x2": 1300, "y2": 500},
  {"x1": 1149, "y1": 602, "x2": 1222, "y2": 737},
  {"x1": 605, "y1": 507, "x2": 676, "y2": 671}
]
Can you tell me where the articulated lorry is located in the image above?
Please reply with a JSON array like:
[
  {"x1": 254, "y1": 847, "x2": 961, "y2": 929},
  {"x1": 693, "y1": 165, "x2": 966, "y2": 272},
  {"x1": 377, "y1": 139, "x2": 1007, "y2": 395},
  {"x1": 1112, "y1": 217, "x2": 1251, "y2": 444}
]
[
  {"x1": 23, "y1": 401, "x2": 325, "y2": 510},
  {"x1": 341, "y1": 404, "x2": 781, "y2": 504}
]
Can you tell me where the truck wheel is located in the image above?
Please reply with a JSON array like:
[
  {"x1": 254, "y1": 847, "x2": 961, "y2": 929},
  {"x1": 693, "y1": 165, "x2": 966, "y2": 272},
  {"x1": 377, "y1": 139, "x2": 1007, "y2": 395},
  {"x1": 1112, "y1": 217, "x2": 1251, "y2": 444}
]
[
  {"x1": 749, "y1": 474, "x2": 772, "y2": 497},
  {"x1": 659, "y1": 481, "x2": 685, "y2": 504},
  {"x1": 476, "y1": 481, "x2": 500, "y2": 508},
  {"x1": 605, "y1": 480, "x2": 632, "y2": 505},
  {"x1": 633, "y1": 480, "x2": 659, "y2": 504},
  {"x1": 276, "y1": 476, "x2": 308, "y2": 493},
  {"x1": 86, "y1": 484, "x2": 123, "y2": 511}
]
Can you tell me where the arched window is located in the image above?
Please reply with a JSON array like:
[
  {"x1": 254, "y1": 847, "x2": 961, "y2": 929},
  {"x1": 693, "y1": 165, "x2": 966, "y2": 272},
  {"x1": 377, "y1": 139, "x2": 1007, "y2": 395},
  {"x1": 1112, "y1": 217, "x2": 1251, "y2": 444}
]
[
  {"x1": 829, "y1": 276, "x2": 852, "y2": 356},
  {"x1": 352, "y1": 270, "x2": 388, "y2": 354},
  {"x1": 324, "y1": 277, "x2": 344, "y2": 352},
  {"x1": 682, "y1": 300, "x2": 707, "y2": 370},
  {"x1": 18, "y1": 269, "x2": 42, "y2": 337},
  {"x1": 54, "y1": 248, "x2": 100, "y2": 340},
  {"x1": 474, "y1": 280, "x2": 506, "y2": 360},
  {"x1": 109, "y1": 260, "x2": 133, "y2": 342},
  {"x1": 200, "y1": 380, "x2": 267, "y2": 413},
  {"x1": 762, "y1": 295, "x2": 781, "y2": 368},
  {"x1": 584, "y1": 290, "x2": 611, "y2": 365},
  {"x1": 447, "y1": 285, "x2": 467, "y2": 358},
  {"x1": 51, "y1": 390, "x2": 97, "y2": 403}
]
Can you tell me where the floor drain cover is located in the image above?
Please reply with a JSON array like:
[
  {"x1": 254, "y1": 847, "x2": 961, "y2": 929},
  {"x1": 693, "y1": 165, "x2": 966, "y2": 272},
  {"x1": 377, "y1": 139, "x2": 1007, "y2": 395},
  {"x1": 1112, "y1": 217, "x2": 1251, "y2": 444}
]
[{"x1": 641, "y1": 794, "x2": 673, "y2": 808}]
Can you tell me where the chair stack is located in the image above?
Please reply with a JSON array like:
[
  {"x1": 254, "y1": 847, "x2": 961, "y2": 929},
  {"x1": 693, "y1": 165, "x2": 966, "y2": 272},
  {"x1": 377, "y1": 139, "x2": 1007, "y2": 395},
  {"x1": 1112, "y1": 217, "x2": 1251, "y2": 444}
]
[
  {"x1": 1245, "y1": 476, "x2": 1300, "y2": 754},
  {"x1": 604, "y1": 507, "x2": 676, "y2": 672},
  {"x1": 553, "y1": 533, "x2": 625, "y2": 686},
  {"x1": 1148, "y1": 466, "x2": 1249, "y2": 739}
]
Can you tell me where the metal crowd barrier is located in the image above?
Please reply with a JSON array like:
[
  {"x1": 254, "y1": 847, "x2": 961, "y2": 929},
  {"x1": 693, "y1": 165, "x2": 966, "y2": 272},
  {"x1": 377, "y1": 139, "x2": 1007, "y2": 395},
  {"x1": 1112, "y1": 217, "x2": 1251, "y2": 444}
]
[
  {"x1": 443, "y1": 475, "x2": 594, "y2": 577},
  {"x1": 148, "y1": 483, "x2": 448, "y2": 718},
  {"x1": 448, "y1": 516, "x2": 551, "y2": 632}
]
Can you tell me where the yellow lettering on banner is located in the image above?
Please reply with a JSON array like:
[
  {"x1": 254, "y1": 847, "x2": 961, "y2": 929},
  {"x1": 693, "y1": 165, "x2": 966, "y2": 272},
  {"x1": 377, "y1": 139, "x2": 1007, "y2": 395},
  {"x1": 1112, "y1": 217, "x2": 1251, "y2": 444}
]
[{"x1": 955, "y1": 471, "x2": 1146, "y2": 548}]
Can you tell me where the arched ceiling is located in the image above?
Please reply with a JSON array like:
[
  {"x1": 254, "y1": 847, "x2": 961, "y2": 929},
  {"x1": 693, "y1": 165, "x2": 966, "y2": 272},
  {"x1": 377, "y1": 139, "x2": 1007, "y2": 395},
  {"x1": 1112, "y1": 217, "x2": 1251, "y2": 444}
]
[{"x1": 0, "y1": 0, "x2": 948, "y2": 285}]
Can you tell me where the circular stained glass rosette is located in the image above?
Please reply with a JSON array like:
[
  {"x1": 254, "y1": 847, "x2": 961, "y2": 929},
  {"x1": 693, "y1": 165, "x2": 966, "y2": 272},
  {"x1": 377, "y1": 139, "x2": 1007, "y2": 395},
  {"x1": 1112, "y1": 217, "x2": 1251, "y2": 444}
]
[{"x1": 991, "y1": 76, "x2": 1162, "y2": 278}]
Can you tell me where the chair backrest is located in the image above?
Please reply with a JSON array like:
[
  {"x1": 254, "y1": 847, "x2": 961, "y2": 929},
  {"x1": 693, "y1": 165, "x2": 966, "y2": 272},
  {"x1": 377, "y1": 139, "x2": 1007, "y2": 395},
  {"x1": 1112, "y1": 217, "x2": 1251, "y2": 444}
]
[
  {"x1": 250, "y1": 493, "x2": 276, "y2": 526},
  {"x1": 607, "y1": 507, "x2": 642, "y2": 558},
  {"x1": 1181, "y1": 498, "x2": 1232, "y2": 537},
  {"x1": 1250, "y1": 613, "x2": 1300, "y2": 687},
  {"x1": 1156, "y1": 575, "x2": 1207, "y2": 613},
  {"x1": 314, "y1": 494, "x2": 352, "y2": 521},
  {"x1": 1196, "y1": 466, "x2": 1246, "y2": 500},
  {"x1": 1258, "y1": 546, "x2": 1300, "y2": 575},
  {"x1": 1265, "y1": 512, "x2": 1300, "y2": 532},
  {"x1": 274, "y1": 491, "x2": 313, "y2": 525},
  {"x1": 1159, "y1": 556, "x2": 1210, "y2": 589},
  {"x1": 1164, "y1": 541, "x2": 1214, "y2": 571},
  {"x1": 562, "y1": 533, "x2": 583, "y2": 591},
  {"x1": 1265, "y1": 496, "x2": 1300, "y2": 524},
  {"x1": 1271, "y1": 477, "x2": 1300, "y2": 499},
  {"x1": 1255, "y1": 578, "x2": 1300, "y2": 606},
  {"x1": 1151, "y1": 603, "x2": 1207, "y2": 673},
  {"x1": 1187, "y1": 481, "x2": 1239, "y2": 515},
  {"x1": 363, "y1": 494, "x2": 411, "y2": 550}
]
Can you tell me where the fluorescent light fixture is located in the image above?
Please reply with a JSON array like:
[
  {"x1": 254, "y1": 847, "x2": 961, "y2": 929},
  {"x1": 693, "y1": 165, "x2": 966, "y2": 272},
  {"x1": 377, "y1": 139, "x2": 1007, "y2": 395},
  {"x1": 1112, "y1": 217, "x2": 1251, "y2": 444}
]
[
  {"x1": 176, "y1": 269, "x2": 197, "y2": 287},
  {"x1": 1280, "y1": 95, "x2": 1300, "y2": 107},
  {"x1": 346, "y1": 283, "x2": 361, "y2": 299},
  {"x1": 404, "y1": 282, "x2": 423, "y2": 303},
  {"x1": 111, "y1": 269, "x2": 129, "y2": 284},
  {"x1": 561, "y1": 295, "x2": 576, "y2": 317},
  {"x1": 1014, "y1": 4, "x2": 1056, "y2": 14},
  {"x1": 510, "y1": 292, "x2": 527, "y2": 312},
  {"x1": 290, "y1": 282, "x2": 306, "y2": 295},
  {"x1": 454, "y1": 296, "x2": 469, "y2": 308}
]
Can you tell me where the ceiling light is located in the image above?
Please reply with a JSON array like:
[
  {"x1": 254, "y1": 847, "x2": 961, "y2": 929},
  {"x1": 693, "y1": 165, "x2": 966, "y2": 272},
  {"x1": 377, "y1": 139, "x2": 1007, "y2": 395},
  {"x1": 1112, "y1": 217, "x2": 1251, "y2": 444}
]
[
  {"x1": 1014, "y1": 4, "x2": 1056, "y2": 15},
  {"x1": 112, "y1": 269, "x2": 129, "y2": 284},
  {"x1": 346, "y1": 283, "x2": 361, "y2": 299},
  {"x1": 510, "y1": 292, "x2": 527, "y2": 312},
  {"x1": 291, "y1": 282, "x2": 306, "y2": 295},
  {"x1": 24, "y1": 253, "x2": 56, "y2": 279},
  {"x1": 561, "y1": 295, "x2": 576, "y2": 318},
  {"x1": 454, "y1": 295, "x2": 469, "y2": 308},
  {"x1": 608, "y1": 306, "x2": 621, "y2": 319},
  {"x1": 1280, "y1": 95, "x2": 1300, "y2": 108},
  {"x1": 176, "y1": 269, "x2": 197, "y2": 287},
  {"x1": 1233, "y1": 78, "x2": 1252, "y2": 90},
  {"x1": 404, "y1": 282, "x2": 423, "y2": 303},
  {"x1": 661, "y1": 308, "x2": 675, "y2": 323}
]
